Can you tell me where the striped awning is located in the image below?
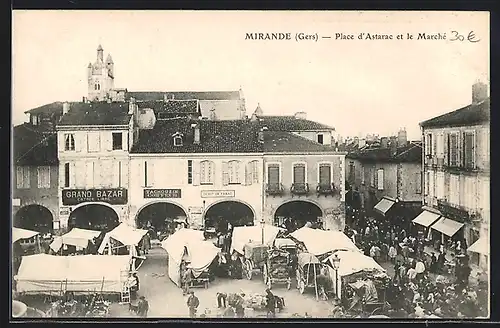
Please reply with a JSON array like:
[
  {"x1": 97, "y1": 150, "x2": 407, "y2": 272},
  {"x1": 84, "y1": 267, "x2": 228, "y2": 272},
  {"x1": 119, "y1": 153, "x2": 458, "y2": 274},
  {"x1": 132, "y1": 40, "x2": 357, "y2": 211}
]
[
  {"x1": 412, "y1": 210, "x2": 441, "y2": 228},
  {"x1": 430, "y1": 217, "x2": 464, "y2": 237},
  {"x1": 373, "y1": 198, "x2": 395, "y2": 216}
]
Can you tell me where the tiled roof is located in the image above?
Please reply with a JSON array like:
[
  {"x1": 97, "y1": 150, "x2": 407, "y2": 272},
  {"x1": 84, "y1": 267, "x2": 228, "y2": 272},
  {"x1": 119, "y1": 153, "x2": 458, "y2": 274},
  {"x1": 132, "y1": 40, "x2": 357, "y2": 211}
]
[
  {"x1": 127, "y1": 91, "x2": 241, "y2": 101},
  {"x1": 131, "y1": 119, "x2": 263, "y2": 154},
  {"x1": 58, "y1": 102, "x2": 132, "y2": 126},
  {"x1": 13, "y1": 124, "x2": 58, "y2": 166},
  {"x1": 137, "y1": 100, "x2": 200, "y2": 115},
  {"x1": 259, "y1": 115, "x2": 334, "y2": 131},
  {"x1": 420, "y1": 98, "x2": 490, "y2": 128},
  {"x1": 24, "y1": 102, "x2": 64, "y2": 115},
  {"x1": 347, "y1": 142, "x2": 422, "y2": 163},
  {"x1": 263, "y1": 131, "x2": 336, "y2": 153}
]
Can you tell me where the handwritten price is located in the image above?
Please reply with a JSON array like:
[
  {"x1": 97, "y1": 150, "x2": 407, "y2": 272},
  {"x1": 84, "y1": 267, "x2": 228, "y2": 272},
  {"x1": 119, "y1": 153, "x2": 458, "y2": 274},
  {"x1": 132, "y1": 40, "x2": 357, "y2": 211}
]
[{"x1": 450, "y1": 31, "x2": 480, "y2": 43}]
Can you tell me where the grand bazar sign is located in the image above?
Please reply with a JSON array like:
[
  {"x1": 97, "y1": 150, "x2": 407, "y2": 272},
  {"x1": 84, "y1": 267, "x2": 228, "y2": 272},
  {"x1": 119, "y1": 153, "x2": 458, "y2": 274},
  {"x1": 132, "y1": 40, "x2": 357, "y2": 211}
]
[{"x1": 62, "y1": 189, "x2": 128, "y2": 206}]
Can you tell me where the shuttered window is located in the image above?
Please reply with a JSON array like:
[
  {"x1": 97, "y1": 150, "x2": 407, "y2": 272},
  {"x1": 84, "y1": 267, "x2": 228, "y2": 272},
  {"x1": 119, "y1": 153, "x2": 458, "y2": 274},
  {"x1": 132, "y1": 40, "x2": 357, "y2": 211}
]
[
  {"x1": 436, "y1": 133, "x2": 445, "y2": 158},
  {"x1": 377, "y1": 169, "x2": 384, "y2": 190},
  {"x1": 415, "y1": 172, "x2": 422, "y2": 194},
  {"x1": 448, "y1": 133, "x2": 459, "y2": 166},
  {"x1": 436, "y1": 172, "x2": 445, "y2": 199},
  {"x1": 293, "y1": 164, "x2": 306, "y2": 184},
  {"x1": 228, "y1": 160, "x2": 241, "y2": 184},
  {"x1": 64, "y1": 134, "x2": 75, "y2": 151},
  {"x1": 267, "y1": 164, "x2": 280, "y2": 185},
  {"x1": 37, "y1": 166, "x2": 51, "y2": 188},
  {"x1": 200, "y1": 160, "x2": 214, "y2": 185},
  {"x1": 16, "y1": 166, "x2": 31, "y2": 189},
  {"x1": 426, "y1": 133, "x2": 433, "y2": 156},
  {"x1": 319, "y1": 164, "x2": 331, "y2": 185},
  {"x1": 464, "y1": 131, "x2": 475, "y2": 169},
  {"x1": 246, "y1": 160, "x2": 259, "y2": 185}
]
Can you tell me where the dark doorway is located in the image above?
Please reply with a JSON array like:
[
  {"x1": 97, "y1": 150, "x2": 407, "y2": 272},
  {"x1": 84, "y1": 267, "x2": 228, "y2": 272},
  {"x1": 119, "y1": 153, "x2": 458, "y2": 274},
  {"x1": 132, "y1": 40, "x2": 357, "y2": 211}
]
[
  {"x1": 274, "y1": 201, "x2": 323, "y2": 232},
  {"x1": 14, "y1": 204, "x2": 53, "y2": 233},
  {"x1": 68, "y1": 204, "x2": 119, "y2": 232},
  {"x1": 204, "y1": 201, "x2": 254, "y2": 234},
  {"x1": 136, "y1": 202, "x2": 187, "y2": 234}
]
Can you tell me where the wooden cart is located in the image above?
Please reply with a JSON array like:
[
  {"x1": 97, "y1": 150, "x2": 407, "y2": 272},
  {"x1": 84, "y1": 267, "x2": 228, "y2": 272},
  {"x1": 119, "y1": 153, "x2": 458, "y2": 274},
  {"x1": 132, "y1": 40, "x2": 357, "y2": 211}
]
[
  {"x1": 263, "y1": 249, "x2": 291, "y2": 290},
  {"x1": 242, "y1": 242, "x2": 269, "y2": 280},
  {"x1": 296, "y1": 252, "x2": 323, "y2": 299}
]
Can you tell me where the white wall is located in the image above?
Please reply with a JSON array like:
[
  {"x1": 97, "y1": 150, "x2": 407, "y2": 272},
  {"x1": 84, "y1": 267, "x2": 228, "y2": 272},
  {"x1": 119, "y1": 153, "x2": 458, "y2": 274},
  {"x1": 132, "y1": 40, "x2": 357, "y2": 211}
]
[{"x1": 291, "y1": 131, "x2": 333, "y2": 145}]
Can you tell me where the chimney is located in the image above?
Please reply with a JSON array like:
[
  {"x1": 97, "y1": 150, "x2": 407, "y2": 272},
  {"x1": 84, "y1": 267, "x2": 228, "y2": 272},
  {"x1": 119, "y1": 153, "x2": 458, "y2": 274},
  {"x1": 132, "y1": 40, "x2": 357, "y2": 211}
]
[
  {"x1": 294, "y1": 111, "x2": 307, "y2": 120},
  {"x1": 163, "y1": 94, "x2": 169, "y2": 102},
  {"x1": 472, "y1": 81, "x2": 488, "y2": 104},
  {"x1": 192, "y1": 123, "x2": 200, "y2": 145},
  {"x1": 397, "y1": 128, "x2": 407, "y2": 147},
  {"x1": 359, "y1": 138, "x2": 366, "y2": 148},
  {"x1": 258, "y1": 127, "x2": 267, "y2": 143},
  {"x1": 390, "y1": 136, "x2": 398, "y2": 155},
  {"x1": 63, "y1": 102, "x2": 70, "y2": 115},
  {"x1": 380, "y1": 137, "x2": 389, "y2": 148},
  {"x1": 128, "y1": 97, "x2": 136, "y2": 114},
  {"x1": 82, "y1": 96, "x2": 87, "y2": 103}
]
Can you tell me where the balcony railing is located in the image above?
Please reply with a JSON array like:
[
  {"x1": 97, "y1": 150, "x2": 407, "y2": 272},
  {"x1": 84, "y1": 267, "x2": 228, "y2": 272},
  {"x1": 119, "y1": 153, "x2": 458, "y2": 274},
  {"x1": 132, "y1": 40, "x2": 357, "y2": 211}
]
[
  {"x1": 437, "y1": 199, "x2": 472, "y2": 224},
  {"x1": 290, "y1": 183, "x2": 309, "y2": 197},
  {"x1": 265, "y1": 183, "x2": 285, "y2": 197},
  {"x1": 316, "y1": 183, "x2": 337, "y2": 197}
]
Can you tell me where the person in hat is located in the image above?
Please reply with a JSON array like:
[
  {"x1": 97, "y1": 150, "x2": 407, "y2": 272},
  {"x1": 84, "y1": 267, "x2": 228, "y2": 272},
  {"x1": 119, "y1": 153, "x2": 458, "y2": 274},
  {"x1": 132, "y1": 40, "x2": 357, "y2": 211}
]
[
  {"x1": 137, "y1": 296, "x2": 149, "y2": 318},
  {"x1": 187, "y1": 290, "x2": 200, "y2": 318},
  {"x1": 265, "y1": 288, "x2": 276, "y2": 318},
  {"x1": 182, "y1": 264, "x2": 193, "y2": 295}
]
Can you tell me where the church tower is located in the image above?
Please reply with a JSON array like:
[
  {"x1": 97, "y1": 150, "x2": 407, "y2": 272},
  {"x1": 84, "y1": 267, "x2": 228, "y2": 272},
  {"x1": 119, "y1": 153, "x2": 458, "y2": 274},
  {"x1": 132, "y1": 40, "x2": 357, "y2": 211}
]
[{"x1": 87, "y1": 45, "x2": 115, "y2": 101}]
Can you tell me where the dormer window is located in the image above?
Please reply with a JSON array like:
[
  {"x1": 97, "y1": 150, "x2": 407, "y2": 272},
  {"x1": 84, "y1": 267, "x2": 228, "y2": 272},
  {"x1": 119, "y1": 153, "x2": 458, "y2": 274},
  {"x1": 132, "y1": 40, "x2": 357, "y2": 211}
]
[
  {"x1": 32, "y1": 115, "x2": 38, "y2": 125},
  {"x1": 172, "y1": 132, "x2": 184, "y2": 147}
]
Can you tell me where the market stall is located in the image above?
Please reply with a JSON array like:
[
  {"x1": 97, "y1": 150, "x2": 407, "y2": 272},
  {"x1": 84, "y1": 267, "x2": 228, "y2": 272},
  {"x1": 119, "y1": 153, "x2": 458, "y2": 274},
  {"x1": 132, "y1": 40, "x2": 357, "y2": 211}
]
[
  {"x1": 230, "y1": 225, "x2": 283, "y2": 255},
  {"x1": 290, "y1": 227, "x2": 361, "y2": 257},
  {"x1": 14, "y1": 254, "x2": 132, "y2": 294},
  {"x1": 98, "y1": 223, "x2": 148, "y2": 257},
  {"x1": 49, "y1": 228, "x2": 101, "y2": 254}
]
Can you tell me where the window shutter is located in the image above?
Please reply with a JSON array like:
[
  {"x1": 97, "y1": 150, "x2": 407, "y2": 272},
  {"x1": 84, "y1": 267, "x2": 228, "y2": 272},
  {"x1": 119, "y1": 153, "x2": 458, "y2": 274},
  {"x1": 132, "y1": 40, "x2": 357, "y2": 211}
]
[
  {"x1": 37, "y1": 166, "x2": 41, "y2": 188},
  {"x1": 112, "y1": 161, "x2": 120, "y2": 187},
  {"x1": 245, "y1": 162, "x2": 252, "y2": 185},
  {"x1": 377, "y1": 169, "x2": 384, "y2": 190},
  {"x1": 148, "y1": 161, "x2": 155, "y2": 187},
  {"x1": 75, "y1": 161, "x2": 86, "y2": 188},
  {"x1": 432, "y1": 134, "x2": 437, "y2": 157},
  {"x1": 373, "y1": 168, "x2": 378, "y2": 188},
  {"x1": 268, "y1": 165, "x2": 279, "y2": 185},
  {"x1": 293, "y1": 164, "x2": 305, "y2": 184},
  {"x1": 104, "y1": 132, "x2": 112, "y2": 151},
  {"x1": 253, "y1": 161, "x2": 259, "y2": 184},
  {"x1": 319, "y1": 165, "x2": 331, "y2": 185},
  {"x1": 443, "y1": 133, "x2": 449, "y2": 165},
  {"x1": 238, "y1": 161, "x2": 246, "y2": 185},
  {"x1": 222, "y1": 161, "x2": 229, "y2": 186},
  {"x1": 210, "y1": 161, "x2": 216, "y2": 185},
  {"x1": 58, "y1": 134, "x2": 64, "y2": 152},
  {"x1": 192, "y1": 160, "x2": 200, "y2": 186},
  {"x1": 70, "y1": 162, "x2": 77, "y2": 188},
  {"x1": 415, "y1": 172, "x2": 421, "y2": 194}
]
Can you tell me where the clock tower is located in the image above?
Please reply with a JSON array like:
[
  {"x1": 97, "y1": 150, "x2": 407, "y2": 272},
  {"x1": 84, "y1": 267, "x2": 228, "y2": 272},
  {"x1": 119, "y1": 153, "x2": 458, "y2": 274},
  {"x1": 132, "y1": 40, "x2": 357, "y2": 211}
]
[{"x1": 87, "y1": 44, "x2": 115, "y2": 101}]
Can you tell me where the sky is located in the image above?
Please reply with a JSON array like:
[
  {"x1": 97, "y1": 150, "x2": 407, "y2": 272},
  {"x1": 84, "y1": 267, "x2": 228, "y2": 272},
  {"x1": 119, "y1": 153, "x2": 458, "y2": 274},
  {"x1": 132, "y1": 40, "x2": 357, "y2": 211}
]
[{"x1": 12, "y1": 11, "x2": 489, "y2": 140}]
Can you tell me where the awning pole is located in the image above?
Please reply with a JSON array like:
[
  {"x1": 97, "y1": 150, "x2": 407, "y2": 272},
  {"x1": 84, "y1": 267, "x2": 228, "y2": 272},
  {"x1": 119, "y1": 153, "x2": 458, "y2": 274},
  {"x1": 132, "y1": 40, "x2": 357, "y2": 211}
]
[{"x1": 313, "y1": 264, "x2": 318, "y2": 300}]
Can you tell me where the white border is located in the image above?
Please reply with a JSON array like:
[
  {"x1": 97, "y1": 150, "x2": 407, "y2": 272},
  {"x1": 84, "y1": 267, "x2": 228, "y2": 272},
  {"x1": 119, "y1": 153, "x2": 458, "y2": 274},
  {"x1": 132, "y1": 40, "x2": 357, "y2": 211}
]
[
  {"x1": 291, "y1": 161, "x2": 307, "y2": 184},
  {"x1": 265, "y1": 161, "x2": 282, "y2": 184}
]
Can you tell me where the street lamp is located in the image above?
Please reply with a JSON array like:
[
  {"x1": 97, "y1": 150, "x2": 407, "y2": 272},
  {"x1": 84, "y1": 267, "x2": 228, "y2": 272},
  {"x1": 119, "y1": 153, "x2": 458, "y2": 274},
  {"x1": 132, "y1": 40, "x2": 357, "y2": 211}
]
[
  {"x1": 260, "y1": 218, "x2": 265, "y2": 244},
  {"x1": 331, "y1": 253, "x2": 341, "y2": 299}
]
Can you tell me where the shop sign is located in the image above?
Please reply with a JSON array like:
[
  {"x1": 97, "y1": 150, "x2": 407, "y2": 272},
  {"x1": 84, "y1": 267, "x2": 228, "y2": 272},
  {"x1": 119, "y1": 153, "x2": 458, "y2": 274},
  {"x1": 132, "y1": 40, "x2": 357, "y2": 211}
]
[
  {"x1": 12, "y1": 198, "x2": 21, "y2": 206},
  {"x1": 201, "y1": 190, "x2": 235, "y2": 198},
  {"x1": 60, "y1": 208, "x2": 70, "y2": 216},
  {"x1": 188, "y1": 206, "x2": 203, "y2": 214},
  {"x1": 144, "y1": 189, "x2": 181, "y2": 199},
  {"x1": 62, "y1": 188, "x2": 128, "y2": 206}
]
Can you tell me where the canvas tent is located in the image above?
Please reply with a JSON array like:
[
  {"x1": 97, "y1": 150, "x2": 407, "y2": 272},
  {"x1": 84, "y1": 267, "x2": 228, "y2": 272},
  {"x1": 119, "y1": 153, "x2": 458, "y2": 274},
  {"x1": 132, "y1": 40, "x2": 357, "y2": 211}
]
[
  {"x1": 12, "y1": 228, "x2": 39, "y2": 244},
  {"x1": 230, "y1": 224, "x2": 283, "y2": 255},
  {"x1": 49, "y1": 228, "x2": 101, "y2": 253},
  {"x1": 15, "y1": 254, "x2": 132, "y2": 294},
  {"x1": 98, "y1": 223, "x2": 148, "y2": 256},
  {"x1": 291, "y1": 227, "x2": 361, "y2": 256}
]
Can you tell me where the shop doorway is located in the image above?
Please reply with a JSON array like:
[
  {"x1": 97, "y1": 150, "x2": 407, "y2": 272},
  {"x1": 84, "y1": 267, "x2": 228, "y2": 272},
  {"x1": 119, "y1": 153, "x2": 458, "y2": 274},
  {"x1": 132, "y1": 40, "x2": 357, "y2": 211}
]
[
  {"x1": 68, "y1": 204, "x2": 119, "y2": 232},
  {"x1": 274, "y1": 200, "x2": 323, "y2": 232},
  {"x1": 204, "y1": 201, "x2": 255, "y2": 234},
  {"x1": 136, "y1": 202, "x2": 187, "y2": 237},
  {"x1": 14, "y1": 204, "x2": 53, "y2": 233}
]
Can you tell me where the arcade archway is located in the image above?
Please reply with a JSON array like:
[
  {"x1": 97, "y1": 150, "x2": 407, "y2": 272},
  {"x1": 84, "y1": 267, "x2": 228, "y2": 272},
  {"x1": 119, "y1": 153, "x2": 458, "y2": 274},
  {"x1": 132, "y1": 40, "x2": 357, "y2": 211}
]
[
  {"x1": 136, "y1": 202, "x2": 187, "y2": 234},
  {"x1": 14, "y1": 204, "x2": 53, "y2": 233},
  {"x1": 69, "y1": 204, "x2": 119, "y2": 232},
  {"x1": 204, "y1": 201, "x2": 255, "y2": 233},
  {"x1": 274, "y1": 200, "x2": 323, "y2": 232}
]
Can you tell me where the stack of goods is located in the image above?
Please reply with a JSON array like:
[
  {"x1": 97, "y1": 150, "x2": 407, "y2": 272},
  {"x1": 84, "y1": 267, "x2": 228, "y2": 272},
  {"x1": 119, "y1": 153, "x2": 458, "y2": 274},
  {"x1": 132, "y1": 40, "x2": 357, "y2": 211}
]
[
  {"x1": 269, "y1": 251, "x2": 289, "y2": 279},
  {"x1": 242, "y1": 294, "x2": 267, "y2": 310},
  {"x1": 244, "y1": 243, "x2": 268, "y2": 263}
]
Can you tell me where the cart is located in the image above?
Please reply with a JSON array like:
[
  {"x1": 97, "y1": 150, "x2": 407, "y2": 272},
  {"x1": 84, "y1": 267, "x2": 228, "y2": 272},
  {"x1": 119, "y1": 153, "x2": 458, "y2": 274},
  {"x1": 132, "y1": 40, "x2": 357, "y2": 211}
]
[
  {"x1": 274, "y1": 238, "x2": 297, "y2": 276},
  {"x1": 296, "y1": 252, "x2": 323, "y2": 299},
  {"x1": 242, "y1": 242, "x2": 269, "y2": 280},
  {"x1": 189, "y1": 270, "x2": 210, "y2": 289},
  {"x1": 263, "y1": 249, "x2": 291, "y2": 290}
]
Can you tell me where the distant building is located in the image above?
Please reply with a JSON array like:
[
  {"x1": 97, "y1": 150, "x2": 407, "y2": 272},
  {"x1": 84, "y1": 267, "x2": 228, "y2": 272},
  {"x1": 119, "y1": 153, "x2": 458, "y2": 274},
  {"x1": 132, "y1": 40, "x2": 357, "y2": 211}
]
[{"x1": 419, "y1": 81, "x2": 489, "y2": 270}]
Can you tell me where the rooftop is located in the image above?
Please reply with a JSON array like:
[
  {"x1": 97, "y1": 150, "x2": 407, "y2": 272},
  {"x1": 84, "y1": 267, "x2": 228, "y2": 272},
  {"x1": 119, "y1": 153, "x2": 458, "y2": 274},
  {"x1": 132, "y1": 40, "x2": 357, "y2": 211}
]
[
  {"x1": 24, "y1": 102, "x2": 64, "y2": 115},
  {"x1": 13, "y1": 124, "x2": 58, "y2": 166},
  {"x1": 137, "y1": 99, "x2": 200, "y2": 115},
  {"x1": 263, "y1": 131, "x2": 338, "y2": 153},
  {"x1": 347, "y1": 141, "x2": 422, "y2": 164},
  {"x1": 420, "y1": 98, "x2": 490, "y2": 128},
  {"x1": 58, "y1": 102, "x2": 132, "y2": 126},
  {"x1": 127, "y1": 91, "x2": 241, "y2": 102},
  {"x1": 259, "y1": 115, "x2": 335, "y2": 131}
]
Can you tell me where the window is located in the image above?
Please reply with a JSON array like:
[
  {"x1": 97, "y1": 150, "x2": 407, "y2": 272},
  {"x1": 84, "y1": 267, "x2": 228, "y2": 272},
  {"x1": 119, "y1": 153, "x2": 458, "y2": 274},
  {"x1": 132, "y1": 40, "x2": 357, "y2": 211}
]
[
  {"x1": 415, "y1": 172, "x2": 422, "y2": 194},
  {"x1": 200, "y1": 160, "x2": 214, "y2": 185},
  {"x1": 464, "y1": 131, "x2": 475, "y2": 169},
  {"x1": 187, "y1": 160, "x2": 193, "y2": 184},
  {"x1": 267, "y1": 164, "x2": 280, "y2": 185},
  {"x1": 436, "y1": 133, "x2": 445, "y2": 158},
  {"x1": 292, "y1": 163, "x2": 306, "y2": 184},
  {"x1": 64, "y1": 134, "x2": 75, "y2": 151},
  {"x1": 436, "y1": 172, "x2": 445, "y2": 199},
  {"x1": 173, "y1": 132, "x2": 184, "y2": 147},
  {"x1": 426, "y1": 133, "x2": 433, "y2": 156},
  {"x1": 228, "y1": 160, "x2": 241, "y2": 184},
  {"x1": 449, "y1": 174, "x2": 460, "y2": 205},
  {"x1": 112, "y1": 132, "x2": 123, "y2": 150},
  {"x1": 377, "y1": 169, "x2": 384, "y2": 190},
  {"x1": 319, "y1": 163, "x2": 332, "y2": 185},
  {"x1": 88, "y1": 132, "x2": 100, "y2": 152},
  {"x1": 448, "y1": 132, "x2": 459, "y2": 166},
  {"x1": 32, "y1": 115, "x2": 38, "y2": 125},
  {"x1": 37, "y1": 166, "x2": 50, "y2": 188},
  {"x1": 425, "y1": 171, "x2": 430, "y2": 196},
  {"x1": 370, "y1": 168, "x2": 376, "y2": 188},
  {"x1": 64, "y1": 163, "x2": 70, "y2": 188},
  {"x1": 247, "y1": 160, "x2": 259, "y2": 184},
  {"x1": 317, "y1": 134, "x2": 324, "y2": 144},
  {"x1": 144, "y1": 161, "x2": 149, "y2": 187},
  {"x1": 16, "y1": 166, "x2": 30, "y2": 189}
]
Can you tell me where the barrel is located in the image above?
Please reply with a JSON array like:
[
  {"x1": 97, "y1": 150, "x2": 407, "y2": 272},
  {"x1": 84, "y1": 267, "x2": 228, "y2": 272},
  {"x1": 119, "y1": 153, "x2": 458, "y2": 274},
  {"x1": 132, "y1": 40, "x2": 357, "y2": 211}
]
[{"x1": 12, "y1": 300, "x2": 27, "y2": 318}]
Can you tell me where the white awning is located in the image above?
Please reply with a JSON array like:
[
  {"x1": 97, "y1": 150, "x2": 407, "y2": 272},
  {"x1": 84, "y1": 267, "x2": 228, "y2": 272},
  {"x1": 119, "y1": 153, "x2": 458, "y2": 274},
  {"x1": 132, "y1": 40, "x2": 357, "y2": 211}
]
[
  {"x1": 412, "y1": 210, "x2": 441, "y2": 228},
  {"x1": 373, "y1": 198, "x2": 395, "y2": 215},
  {"x1": 12, "y1": 228, "x2": 39, "y2": 244},
  {"x1": 430, "y1": 217, "x2": 464, "y2": 237},
  {"x1": 467, "y1": 237, "x2": 489, "y2": 255}
]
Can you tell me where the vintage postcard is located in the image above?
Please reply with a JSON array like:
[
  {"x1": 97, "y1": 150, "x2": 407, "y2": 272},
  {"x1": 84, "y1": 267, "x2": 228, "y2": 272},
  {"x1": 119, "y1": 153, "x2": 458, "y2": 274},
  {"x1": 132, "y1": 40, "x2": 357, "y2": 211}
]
[{"x1": 11, "y1": 10, "x2": 489, "y2": 320}]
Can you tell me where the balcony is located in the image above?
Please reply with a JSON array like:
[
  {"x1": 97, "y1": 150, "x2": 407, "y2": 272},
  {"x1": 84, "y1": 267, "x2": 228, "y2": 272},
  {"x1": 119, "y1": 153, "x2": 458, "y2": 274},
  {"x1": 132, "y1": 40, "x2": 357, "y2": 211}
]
[
  {"x1": 265, "y1": 183, "x2": 285, "y2": 197},
  {"x1": 316, "y1": 183, "x2": 338, "y2": 197},
  {"x1": 290, "y1": 183, "x2": 309, "y2": 197},
  {"x1": 437, "y1": 199, "x2": 473, "y2": 224}
]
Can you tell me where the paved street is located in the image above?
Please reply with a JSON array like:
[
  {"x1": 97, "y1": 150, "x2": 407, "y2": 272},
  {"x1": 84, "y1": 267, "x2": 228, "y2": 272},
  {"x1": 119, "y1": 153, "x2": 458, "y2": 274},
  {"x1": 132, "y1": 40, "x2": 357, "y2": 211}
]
[{"x1": 109, "y1": 246, "x2": 336, "y2": 318}]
